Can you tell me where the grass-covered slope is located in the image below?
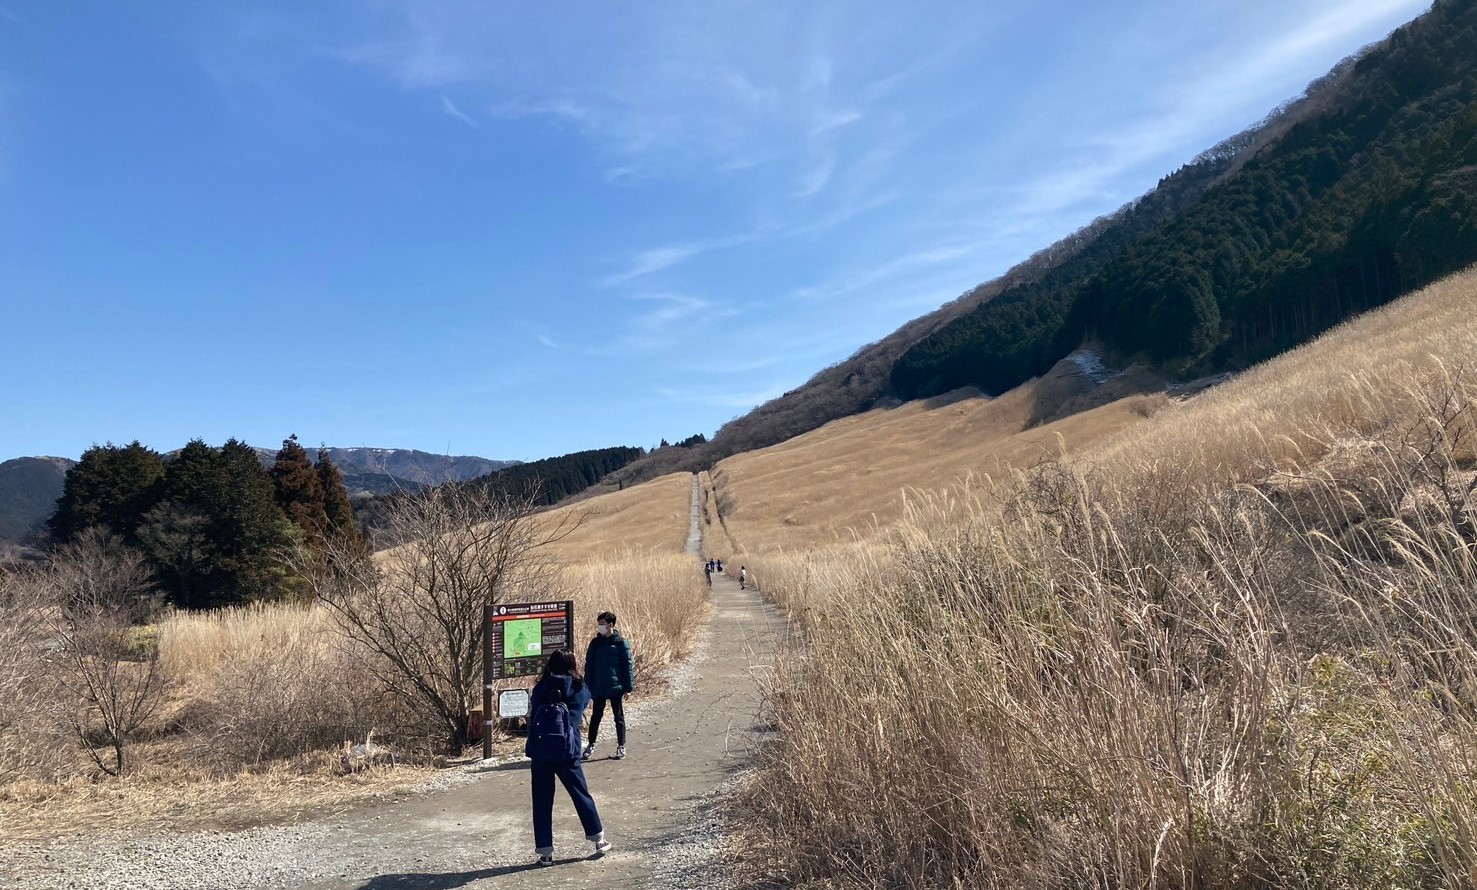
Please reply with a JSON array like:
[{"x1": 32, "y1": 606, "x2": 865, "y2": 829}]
[{"x1": 742, "y1": 263, "x2": 1477, "y2": 889}]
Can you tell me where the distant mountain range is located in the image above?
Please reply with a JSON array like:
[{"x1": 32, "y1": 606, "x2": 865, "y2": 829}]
[
  {"x1": 241, "y1": 447, "x2": 520, "y2": 497},
  {"x1": 0, "y1": 456, "x2": 77, "y2": 546},
  {"x1": 0, "y1": 447, "x2": 517, "y2": 547}
]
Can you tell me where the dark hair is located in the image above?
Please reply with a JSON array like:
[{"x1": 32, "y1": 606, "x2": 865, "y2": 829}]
[
  {"x1": 597, "y1": 611, "x2": 617, "y2": 625},
  {"x1": 541, "y1": 649, "x2": 583, "y2": 686}
]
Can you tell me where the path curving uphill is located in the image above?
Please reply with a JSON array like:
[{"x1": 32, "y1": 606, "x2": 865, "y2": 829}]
[{"x1": 3, "y1": 522, "x2": 780, "y2": 888}]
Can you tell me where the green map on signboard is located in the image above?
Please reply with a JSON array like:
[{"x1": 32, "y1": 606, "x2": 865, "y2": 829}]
[{"x1": 503, "y1": 618, "x2": 543, "y2": 659}]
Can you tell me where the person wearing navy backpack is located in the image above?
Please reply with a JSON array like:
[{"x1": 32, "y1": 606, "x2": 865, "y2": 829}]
[{"x1": 525, "y1": 650, "x2": 610, "y2": 866}]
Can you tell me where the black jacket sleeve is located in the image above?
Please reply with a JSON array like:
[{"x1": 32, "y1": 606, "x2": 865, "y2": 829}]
[{"x1": 619, "y1": 637, "x2": 634, "y2": 693}]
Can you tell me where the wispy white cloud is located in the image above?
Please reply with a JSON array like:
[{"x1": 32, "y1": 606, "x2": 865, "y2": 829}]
[
  {"x1": 602, "y1": 244, "x2": 710, "y2": 288},
  {"x1": 809, "y1": 107, "x2": 864, "y2": 137},
  {"x1": 794, "y1": 153, "x2": 836, "y2": 198},
  {"x1": 653, "y1": 380, "x2": 792, "y2": 409},
  {"x1": 585, "y1": 291, "x2": 741, "y2": 357},
  {"x1": 627, "y1": 292, "x2": 719, "y2": 331},
  {"x1": 795, "y1": 243, "x2": 982, "y2": 303},
  {"x1": 684, "y1": 354, "x2": 784, "y2": 375},
  {"x1": 486, "y1": 97, "x2": 598, "y2": 129},
  {"x1": 537, "y1": 334, "x2": 558, "y2": 349},
  {"x1": 440, "y1": 94, "x2": 478, "y2": 127}
]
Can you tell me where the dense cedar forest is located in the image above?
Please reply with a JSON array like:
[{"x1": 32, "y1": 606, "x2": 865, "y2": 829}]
[
  {"x1": 48, "y1": 437, "x2": 363, "y2": 610},
  {"x1": 891, "y1": 0, "x2": 1477, "y2": 398},
  {"x1": 473, "y1": 445, "x2": 645, "y2": 506}
]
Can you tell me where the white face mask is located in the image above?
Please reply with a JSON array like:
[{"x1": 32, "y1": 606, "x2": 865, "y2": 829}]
[{"x1": 598, "y1": 623, "x2": 611, "y2": 636}]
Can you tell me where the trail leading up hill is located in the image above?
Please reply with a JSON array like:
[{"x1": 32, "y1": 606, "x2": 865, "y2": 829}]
[
  {"x1": 685, "y1": 473, "x2": 702, "y2": 557},
  {"x1": 4, "y1": 563, "x2": 779, "y2": 889}
]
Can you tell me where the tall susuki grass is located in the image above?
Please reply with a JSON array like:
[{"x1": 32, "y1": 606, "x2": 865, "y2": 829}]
[
  {"x1": 741, "y1": 272, "x2": 1477, "y2": 887},
  {"x1": 158, "y1": 605, "x2": 404, "y2": 766},
  {"x1": 562, "y1": 549, "x2": 711, "y2": 688}
]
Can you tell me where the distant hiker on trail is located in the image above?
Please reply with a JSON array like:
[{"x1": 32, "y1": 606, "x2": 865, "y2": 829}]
[
  {"x1": 716, "y1": 559, "x2": 724, "y2": 573},
  {"x1": 705, "y1": 562, "x2": 713, "y2": 586},
  {"x1": 526, "y1": 650, "x2": 609, "y2": 866},
  {"x1": 739, "y1": 566, "x2": 747, "y2": 590},
  {"x1": 583, "y1": 611, "x2": 634, "y2": 762}
]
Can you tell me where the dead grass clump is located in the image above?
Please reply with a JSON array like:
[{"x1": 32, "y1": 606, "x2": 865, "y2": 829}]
[
  {"x1": 158, "y1": 605, "x2": 410, "y2": 767},
  {"x1": 0, "y1": 577, "x2": 71, "y2": 784},
  {"x1": 741, "y1": 367, "x2": 1477, "y2": 888}
]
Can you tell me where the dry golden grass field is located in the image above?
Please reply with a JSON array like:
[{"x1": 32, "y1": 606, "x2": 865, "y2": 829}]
[
  {"x1": 698, "y1": 266, "x2": 1477, "y2": 563},
  {"x1": 738, "y1": 266, "x2": 1477, "y2": 888},
  {"x1": 543, "y1": 470, "x2": 693, "y2": 561},
  {"x1": 705, "y1": 360, "x2": 1163, "y2": 554},
  {"x1": 1088, "y1": 264, "x2": 1477, "y2": 486}
]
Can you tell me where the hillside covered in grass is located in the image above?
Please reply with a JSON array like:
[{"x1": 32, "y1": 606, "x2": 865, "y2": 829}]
[{"x1": 740, "y1": 263, "x2": 1477, "y2": 888}]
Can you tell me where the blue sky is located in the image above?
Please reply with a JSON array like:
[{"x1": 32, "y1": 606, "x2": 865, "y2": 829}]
[{"x1": 0, "y1": 0, "x2": 1431, "y2": 462}]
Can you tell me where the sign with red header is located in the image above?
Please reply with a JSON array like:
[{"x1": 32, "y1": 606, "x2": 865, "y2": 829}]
[{"x1": 487, "y1": 600, "x2": 574, "y2": 680}]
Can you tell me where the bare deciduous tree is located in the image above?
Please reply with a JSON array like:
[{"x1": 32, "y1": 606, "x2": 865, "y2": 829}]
[
  {"x1": 41, "y1": 527, "x2": 167, "y2": 776},
  {"x1": 306, "y1": 484, "x2": 578, "y2": 753}
]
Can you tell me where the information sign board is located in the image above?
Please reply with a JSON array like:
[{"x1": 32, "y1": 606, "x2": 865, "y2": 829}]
[
  {"x1": 498, "y1": 689, "x2": 530, "y2": 719},
  {"x1": 487, "y1": 600, "x2": 574, "y2": 680}
]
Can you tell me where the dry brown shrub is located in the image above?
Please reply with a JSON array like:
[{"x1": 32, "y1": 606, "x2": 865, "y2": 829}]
[
  {"x1": 0, "y1": 574, "x2": 71, "y2": 783},
  {"x1": 158, "y1": 605, "x2": 414, "y2": 768}
]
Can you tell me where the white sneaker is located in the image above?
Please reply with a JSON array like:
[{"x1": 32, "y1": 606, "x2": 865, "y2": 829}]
[
  {"x1": 536, "y1": 854, "x2": 554, "y2": 867},
  {"x1": 594, "y1": 839, "x2": 612, "y2": 855},
  {"x1": 614, "y1": 745, "x2": 627, "y2": 760},
  {"x1": 581, "y1": 742, "x2": 595, "y2": 761}
]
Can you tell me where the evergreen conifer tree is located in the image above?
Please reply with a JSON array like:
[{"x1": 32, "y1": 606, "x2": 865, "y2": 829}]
[
  {"x1": 270, "y1": 435, "x2": 328, "y2": 551},
  {"x1": 316, "y1": 450, "x2": 365, "y2": 555},
  {"x1": 138, "y1": 439, "x2": 226, "y2": 609},
  {"x1": 50, "y1": 441, "x2": 166, "y2": 545},
  {"x1": 219, "y1": 438, "x2": 298, "y2": 603}
]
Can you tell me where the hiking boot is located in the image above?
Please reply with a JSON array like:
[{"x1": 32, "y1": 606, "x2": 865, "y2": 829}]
[
  {"x1": 581, "y1": 742, "x2": 595, "y2": 761},
  {"x1": 594, "y1": 839, "x2": 612, "y2": 855},
  {"x1": 536, "y1": 854, "x2": 554, "y2": 867},
  {"x1": 614, "y1": 745, "x2": 627, "y2": 760}
]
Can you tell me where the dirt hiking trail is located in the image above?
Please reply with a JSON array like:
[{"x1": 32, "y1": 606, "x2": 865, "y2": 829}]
[{"x1": 3, "y1": 475, "x2": 782, "y2": 890}]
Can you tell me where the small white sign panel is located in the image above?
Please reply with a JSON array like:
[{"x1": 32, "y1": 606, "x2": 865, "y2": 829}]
[{"x1": 498, "y1": 689, "x2": 530, "y2": 719}]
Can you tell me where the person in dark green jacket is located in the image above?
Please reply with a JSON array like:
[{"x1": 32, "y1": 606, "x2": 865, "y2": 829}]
[{"x1": 582, "y1": 611, "x2": 634, "y2": 761}]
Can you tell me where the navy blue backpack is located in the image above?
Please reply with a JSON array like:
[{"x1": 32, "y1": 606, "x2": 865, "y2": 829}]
[{"x1": 526, "y1": 692, "x2": 581, "y2": 762}]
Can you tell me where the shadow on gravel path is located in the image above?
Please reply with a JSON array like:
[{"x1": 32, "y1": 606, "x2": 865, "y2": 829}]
[{"x1": 351, "y1": 863, "x2": 535, "y2": 888}]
